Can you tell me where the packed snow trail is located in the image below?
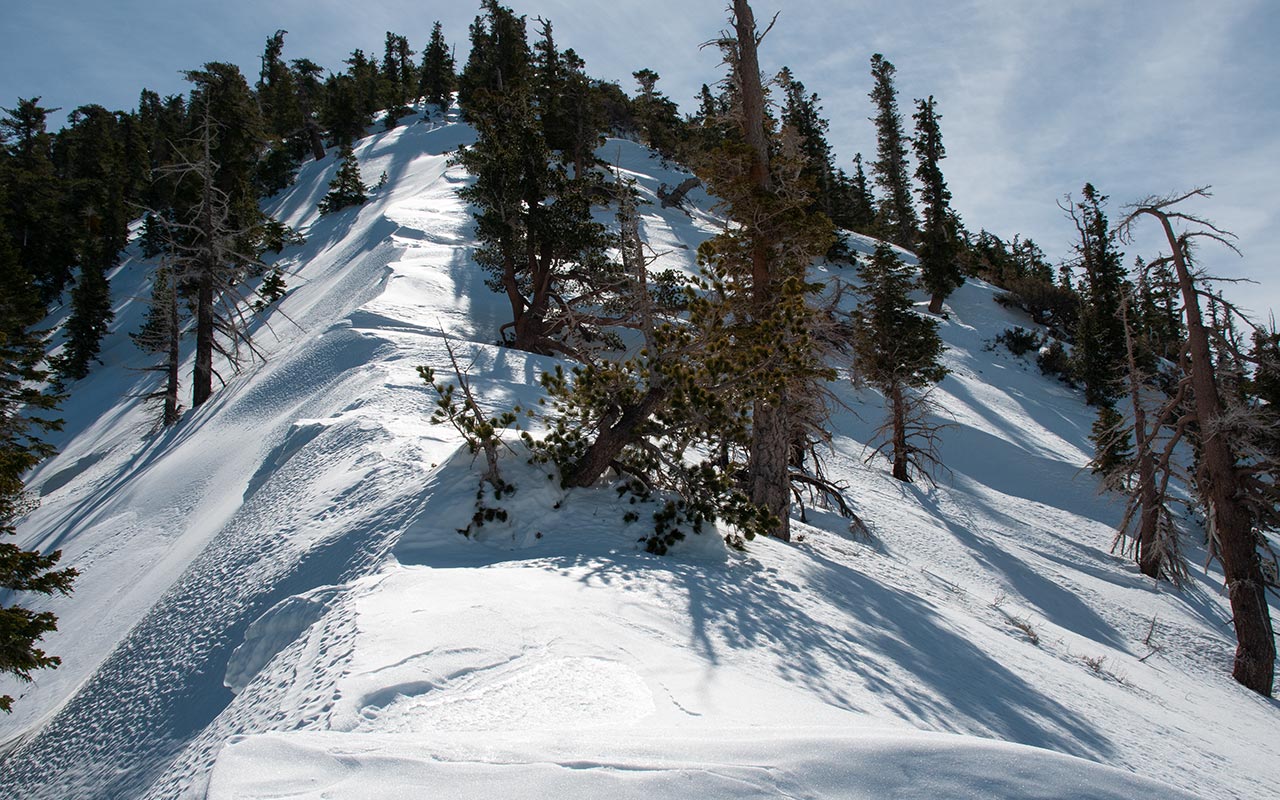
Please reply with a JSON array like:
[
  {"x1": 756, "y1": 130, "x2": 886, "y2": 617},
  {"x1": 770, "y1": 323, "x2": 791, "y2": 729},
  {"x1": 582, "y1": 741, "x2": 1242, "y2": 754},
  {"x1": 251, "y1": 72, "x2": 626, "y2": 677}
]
[{"x1": 1, "y1": 109, "x2": 1277, "y2": 799}]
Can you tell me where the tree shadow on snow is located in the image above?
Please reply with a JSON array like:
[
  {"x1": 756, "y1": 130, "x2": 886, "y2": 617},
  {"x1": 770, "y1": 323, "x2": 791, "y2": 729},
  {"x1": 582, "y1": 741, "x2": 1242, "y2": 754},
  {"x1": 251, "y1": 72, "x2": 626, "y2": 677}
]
[{"x1": 551, "y1": 547, "x2": 1116, "y2": 763}]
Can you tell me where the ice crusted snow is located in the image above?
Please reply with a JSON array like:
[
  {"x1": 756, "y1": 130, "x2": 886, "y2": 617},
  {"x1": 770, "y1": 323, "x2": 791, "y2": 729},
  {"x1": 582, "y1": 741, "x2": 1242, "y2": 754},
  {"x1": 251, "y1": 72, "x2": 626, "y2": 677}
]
[{"x1": 0, "y1": 103, "x2": 1276, "y2": 799}]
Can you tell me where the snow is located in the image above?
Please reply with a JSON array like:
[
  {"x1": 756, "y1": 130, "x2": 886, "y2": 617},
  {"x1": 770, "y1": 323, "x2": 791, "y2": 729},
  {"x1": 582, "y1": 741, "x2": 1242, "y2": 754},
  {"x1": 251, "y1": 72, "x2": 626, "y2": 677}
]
[{"x1": 1, "y1": 103, "x2": 1277, "y2": 799}]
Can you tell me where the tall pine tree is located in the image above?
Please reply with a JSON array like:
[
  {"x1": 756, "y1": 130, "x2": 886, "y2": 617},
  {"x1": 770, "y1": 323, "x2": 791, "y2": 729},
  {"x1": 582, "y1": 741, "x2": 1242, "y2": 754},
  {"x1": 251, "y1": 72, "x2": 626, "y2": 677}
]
[
  {"x1": 912, "y1": 96, "x2": 961, "y2": 314},
  {"x1": 868, "y1": 54, "x2": 918, "y2": 249}
]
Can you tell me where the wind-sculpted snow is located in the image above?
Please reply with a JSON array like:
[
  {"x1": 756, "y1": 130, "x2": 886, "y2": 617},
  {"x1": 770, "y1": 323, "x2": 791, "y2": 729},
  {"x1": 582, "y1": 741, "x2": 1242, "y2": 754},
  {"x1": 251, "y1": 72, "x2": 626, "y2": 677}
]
[{"x1": 1, "y1": 105, "x2": 1275, "y2": 799}]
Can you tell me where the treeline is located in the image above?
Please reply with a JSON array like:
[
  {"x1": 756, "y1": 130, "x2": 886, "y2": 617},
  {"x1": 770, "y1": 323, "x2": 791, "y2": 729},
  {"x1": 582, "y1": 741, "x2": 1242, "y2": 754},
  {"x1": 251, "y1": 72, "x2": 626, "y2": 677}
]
[{"x1": 0, "y1": 0, "x2": 1274, "y2": 710}]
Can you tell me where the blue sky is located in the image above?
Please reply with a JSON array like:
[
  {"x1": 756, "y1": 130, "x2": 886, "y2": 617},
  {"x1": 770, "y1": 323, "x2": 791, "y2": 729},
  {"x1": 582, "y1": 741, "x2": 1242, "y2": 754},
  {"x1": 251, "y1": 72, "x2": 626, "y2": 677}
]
[{"x1": 4, "y1": 0, "x2": 1277, "y2": 318}]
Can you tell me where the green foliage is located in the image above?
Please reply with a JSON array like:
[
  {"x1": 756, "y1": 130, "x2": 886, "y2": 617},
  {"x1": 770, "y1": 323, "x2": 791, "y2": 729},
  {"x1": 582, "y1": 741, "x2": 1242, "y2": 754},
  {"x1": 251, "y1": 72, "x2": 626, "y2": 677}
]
[
  {"x1": 868, "y1": 54, "x2": 918, "y2": 249},
  {"x1": 1068, "y1": 184, "x2": 1127, "y2": 406},
  {"x1": 1089, "y1": 402, "x2": 1134, "y2": 484},
  {"x1": 991, "y1": 326, "x2": 1042, "y2": 357},
  {"x1": 418, "y1": 21, "x2": 457, "y2": 110},
  {"x1": 420, "y1": 355, "x2": 521, "y2": 537},
  {"x1": 0, "y1": 221, "x2": 75, "y2": 712},
  {"x1": 912, "y1": 96, "x2": 961, "y2": 309},
  {"x1": 318, "y1": 144, "x2": 366, "y2": 214},
  {"x1": 852, "y1": 242, "x2": 946, "y2": 390}
]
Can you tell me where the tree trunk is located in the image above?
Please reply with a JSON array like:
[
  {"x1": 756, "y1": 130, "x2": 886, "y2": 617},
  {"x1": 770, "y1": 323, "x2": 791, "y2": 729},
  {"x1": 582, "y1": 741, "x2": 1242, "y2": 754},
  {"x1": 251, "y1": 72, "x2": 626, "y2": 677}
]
[
  {"x1": 733, "y1": 0, "x2": 792, "y2": 540},
  {"x1": 1146, "y1": 210, "x2": 1275, "y2": 695},
  {"x1": 306, "y1": 122, "x2": 326, "y2": 162},
  {"x1": 164, "y1": 274, "x2": 182, "y2": 425},
  {"x1": 192, "y1": 272, "x2": 214, "y2": 408},
  {"x1": 927, "y1": 292, "x2": 944, "y2": 315},
  {"x1": 1122, "y1": 295, "x2": 1160, "y2": 578},
  {"x1": 751, "y1": 398, "x2": 792, "y2": 540},
  {"x1": 563, "y1": 386, "x2": 666, "y2": 488},
  {"x1": 890, "y1": 382, "x2": 911, "y2": 482}
]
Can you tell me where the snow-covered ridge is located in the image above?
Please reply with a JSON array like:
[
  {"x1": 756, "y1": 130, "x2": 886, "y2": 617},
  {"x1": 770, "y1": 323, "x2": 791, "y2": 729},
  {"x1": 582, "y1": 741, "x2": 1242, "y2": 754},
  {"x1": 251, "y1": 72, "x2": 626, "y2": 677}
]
[{"x1": 0, "y1": 107, "x2": 1275, "y2": 799}]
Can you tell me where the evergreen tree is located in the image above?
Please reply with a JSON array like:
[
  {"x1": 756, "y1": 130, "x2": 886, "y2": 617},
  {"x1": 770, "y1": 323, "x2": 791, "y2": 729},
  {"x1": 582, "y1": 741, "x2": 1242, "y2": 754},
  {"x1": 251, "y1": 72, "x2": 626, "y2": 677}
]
[
  {"x1": 0, "y1": 98, "x2": 74, "y2": 304},
  {"x1": 845, "y1": 153, "x2": 877, "y2": 233},
  {"x1": 868, "y1": 54, "x2": 918, "y2": 249},
  {"x1": 912, "y1": 96, "x2": 961, "y2": 313},
  {"x1": 852, "y1": 241, "x2": 947, "y2": 481},
  {"x1": 318, "y1": 144, "x2": 367, "y2": 213},
  {"x1": 155, "y1": 63, "x2": 286, "y2": 409},
  {"x1": 380, "y1": 32, "x2": 415, "y2": 128},
  {"x1": 320, "y1": 73, "x2": 366, "y2": 149},
  {"x1": 0, "y1": 211, "x2": 76, "y2": 712},
  {"x1": 631, "y1": 68, "x2": 683, "y2": 158},
  {"x1": 1067, "y1": 183, "x2": 1126, "y2": 407},
  {"x1": 418, "y1": 21, "x2": 457, "y2": 111},
  {"x1": 1118, "y1": 189, "x2": 1277, "y2": 695},
  {"x1": 53, "y1": 104, "x2": 131, "y2": 380},
  {"x1": 455, "y1": 0, "x2": 609, "y2": 355},
  {"x1": 290, "y1": 58, "x2": 329, "y2": 161},
  {"x1": 694, "y1": 0, "x2": 836, "y2": 540},
  {"x1": 254, "y1": 30, "x2": 306, "y2": 195},
  {"x1": 131, "y1": 259, "x2": 184, "y2": 426}
]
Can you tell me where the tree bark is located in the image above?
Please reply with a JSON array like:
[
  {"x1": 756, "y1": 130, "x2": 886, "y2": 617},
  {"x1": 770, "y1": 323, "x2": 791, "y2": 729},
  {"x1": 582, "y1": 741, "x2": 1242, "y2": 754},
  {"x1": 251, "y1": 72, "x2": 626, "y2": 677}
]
[
  {"x1": 751, "y1": 397, "x2": 793, "y2": 540},
  {"x1": 562, "y1": 386, "x2": 667, "y2": 488},
  {"x1": 733, "y1": 0, "x2": 792, "y2": 540},
  {"x1": 1141, "y1": 208, "x2": 1275, "y2": 695},
  {"x1": 890, "y1": 382, "x2": 911, "y2": 482},
  {"x1": 192, "y1": 271, "x2": 214, "y2": 408}
]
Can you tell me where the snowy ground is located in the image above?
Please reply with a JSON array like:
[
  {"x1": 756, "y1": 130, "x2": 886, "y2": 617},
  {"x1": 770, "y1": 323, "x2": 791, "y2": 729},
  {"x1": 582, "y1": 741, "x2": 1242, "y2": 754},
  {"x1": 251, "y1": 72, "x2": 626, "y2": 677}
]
[{"x1": 0, "y1": 105, "x2": 1276, "y2": 799}]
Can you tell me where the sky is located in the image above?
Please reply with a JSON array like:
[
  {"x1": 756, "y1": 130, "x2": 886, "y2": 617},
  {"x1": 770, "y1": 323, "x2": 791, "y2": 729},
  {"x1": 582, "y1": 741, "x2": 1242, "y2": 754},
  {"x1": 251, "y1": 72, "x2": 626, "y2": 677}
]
[{"x1": 3, "y1": 0, "x2": 1277, "y2": 318}]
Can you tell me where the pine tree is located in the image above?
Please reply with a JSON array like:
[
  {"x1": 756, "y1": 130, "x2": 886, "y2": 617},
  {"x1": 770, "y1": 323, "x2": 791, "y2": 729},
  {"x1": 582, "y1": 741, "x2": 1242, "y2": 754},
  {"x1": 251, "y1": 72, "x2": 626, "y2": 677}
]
[
  {"x1": 868, "y1": 54, "x2": 918, "y2": 249},
  {"x1": 0, "y1": 211, "x2": 76, "y2": 712},
  {"x1": 418, "y1": 21, "x2": 457, "y2": 111},
  {"x1": 290, "y1": 58, "x2": 328, "y2": 162},
  {"x1": 0, "y1": 98, "x2": 75, "y2": 304},
  {"x1": 1118, "y1": 188, "x2": 1275, "y2": 696},
  {"x1": 693, "y1": 0, "x2": 837, "y2": 540},
  {"x1": 846, "y1": 153, "x2": 877, "y2": 233},
  {"x1": 1066, "y1": 183, "x2": 1127, "y2": 407},
  {"x1": 380, "y1": 32, "x2": 415, "y2": 128},
  {"x1": 852, "y1": 241, "x2": 947, "y2": 481},
  {"x1": 155, "y1": 64, "x2": 283, "y2": 409},
  {"x1": 318, "y1": 144, "x2": 367, "y2": 213},
  {"x1": 53, "y1": 104, "x2": 131, "y2": 380},
  {"x1": 455, "y1": 0, "x2": 609, "y2": 355},
  {"x1": 631, "y1": 68, "x2": 684, "y2": 159},
  {"x1": 912, "y1": 96, "x2": 962, "y2": 314},
  {"x1": 131, "y1": 258, "x2": 183, "y2": 426}
]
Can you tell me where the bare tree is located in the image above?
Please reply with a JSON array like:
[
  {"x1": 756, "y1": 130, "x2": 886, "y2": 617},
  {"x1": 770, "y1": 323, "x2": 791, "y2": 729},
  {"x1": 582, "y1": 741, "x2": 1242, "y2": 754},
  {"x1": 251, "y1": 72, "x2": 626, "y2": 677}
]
[
  {"x1": 1116, "y1": 187, "x2": 1275, "y2": 696},
  {"x1": 1105, "y1": 288, "x2": 1188, "y2": 583}
]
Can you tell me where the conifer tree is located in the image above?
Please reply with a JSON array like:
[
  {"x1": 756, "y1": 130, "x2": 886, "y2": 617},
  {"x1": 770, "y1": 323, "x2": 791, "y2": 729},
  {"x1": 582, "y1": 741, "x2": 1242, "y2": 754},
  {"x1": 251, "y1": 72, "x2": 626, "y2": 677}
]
[
  {"x1": 852, "y1": 241, "x2": 947, "y2": 481},
  {"x1": 694, "y1": 0, "x2": 836, "y2": 540},
  {"x1": 380, "y1": 32, "x2": 415, "y2": 128},
  {"x1": 0, "y1": 98, "x2": 74, "y2": 304},
  {"x1": 318, "y1": 144, "x2": 367, "y2": 213},
  {"x1": 456, "y1": 0, "x2": 609, "y2": 355},
  {"x1": 131, "y1": 259, "x2": 184, "y2": 426},
  {"x1": 845, "y1": 153, "x2": 877, "y2": 233},
  {"x1": 0, "y1": 211, "x2": 76, "y2": 712},
  {"x1": 320, "y1": 73, "x2": 366, "y2": 149},
  {"x1": 868, "y1": 54, "x2": 918, "y2": 249},
  {"x1": 53, "y1": 104, "x2": 131, "y2": 380},
  {"x1": 155, "y1": 64, "x2": 283, "y2": 408},
  {"x1": 418, "y1": 21, "x2": 457, "y2": 110},
  {"x1": 1066, "y1": 183, "x2": 1126, "y2": 407},
  {"x1": 1118, "y1": 188, "x2": 1276, "y2": 696},
  {"x1": 912, "y1": 96, "x2": 961, "y2": 314},
  {"x1": 290, "y1": 58, "x2": 329, "y2": 161}
]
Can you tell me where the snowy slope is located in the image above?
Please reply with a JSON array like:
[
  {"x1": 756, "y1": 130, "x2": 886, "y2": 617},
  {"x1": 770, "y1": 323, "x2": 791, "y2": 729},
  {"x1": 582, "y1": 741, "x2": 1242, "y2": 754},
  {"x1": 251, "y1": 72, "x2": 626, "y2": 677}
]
[{"x1": 1, "y1": 105, "x2": 1277, "y2": 799}]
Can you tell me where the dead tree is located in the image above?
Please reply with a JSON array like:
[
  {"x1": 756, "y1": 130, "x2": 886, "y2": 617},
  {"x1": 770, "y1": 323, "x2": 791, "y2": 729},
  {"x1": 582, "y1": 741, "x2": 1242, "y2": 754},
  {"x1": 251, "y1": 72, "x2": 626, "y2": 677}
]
[
  {"x1": 1117, "y1": 187, "x2": 1275, "y2": 696},
  {"x1": 656, "y1": 177, "x2": 702, "y2": 211},
  {"x1": 1107, "y1": 287, "x2": 1188, "y2": 583}
]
